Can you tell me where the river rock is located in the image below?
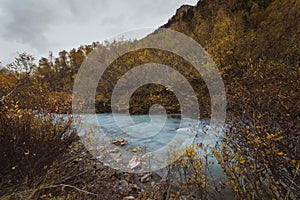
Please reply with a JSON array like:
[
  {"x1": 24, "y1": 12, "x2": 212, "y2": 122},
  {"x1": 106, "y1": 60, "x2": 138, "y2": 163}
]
[
  {"x1": 140, "y1": 173, "x2": 152, "y2": 183},
  {"x1": 112, "y1": 138, "x2": 128, "y2": 146},
  {"x1": 128, "y1": 155, "x2": 141, "y2": 169},
  {"x1": 108, "y1": 147, "x2": 120, "y2": 153},
  {"x1": 119, "y1": 179, "x2": 129, "y2": 192}
]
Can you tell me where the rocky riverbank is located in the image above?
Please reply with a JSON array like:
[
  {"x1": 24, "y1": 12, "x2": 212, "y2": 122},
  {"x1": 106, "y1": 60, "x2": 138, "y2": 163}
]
[{"x1": 2, "y1": 140, "x2": 168, "y2": 200}]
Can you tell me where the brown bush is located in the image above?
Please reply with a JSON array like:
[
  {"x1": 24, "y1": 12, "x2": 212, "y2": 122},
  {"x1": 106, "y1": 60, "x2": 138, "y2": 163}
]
[{"x1": 0, "y1": 99, "x2": 78, "y2": 196}]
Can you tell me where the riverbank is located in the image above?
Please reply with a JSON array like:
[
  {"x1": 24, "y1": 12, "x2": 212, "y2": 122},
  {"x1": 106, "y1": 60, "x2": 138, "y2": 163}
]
[{"x1": 0, "y1": 140, "x2": 168, "y2": 199}]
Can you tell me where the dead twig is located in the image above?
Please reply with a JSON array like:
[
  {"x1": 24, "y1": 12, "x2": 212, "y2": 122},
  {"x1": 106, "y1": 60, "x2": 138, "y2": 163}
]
[{"x1": 42, "y1": 183, "x2": 98, "y2": 196}]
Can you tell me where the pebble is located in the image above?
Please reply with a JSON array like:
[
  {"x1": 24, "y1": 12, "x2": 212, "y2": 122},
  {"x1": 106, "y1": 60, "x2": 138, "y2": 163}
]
[
  {"x1": 132, "y1": 147, "x2": 143, "y2": 153},
  {"x1": 123, "y1": 196, "x2": 135, "y2": 200}
]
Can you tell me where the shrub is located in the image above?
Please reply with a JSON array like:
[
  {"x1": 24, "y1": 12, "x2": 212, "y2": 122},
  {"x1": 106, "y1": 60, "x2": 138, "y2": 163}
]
[{"x1": 0, "y1": 99, "x2": 78, "y2": 196}]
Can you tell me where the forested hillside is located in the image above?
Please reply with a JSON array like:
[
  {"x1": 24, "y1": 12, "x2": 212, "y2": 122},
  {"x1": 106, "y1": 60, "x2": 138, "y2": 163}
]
[
  {"x1": 0, "y1": 0, "x2": 299, "y2": 199},
  {"x1": 162, "y1": 0, "x2": 299, "y2": 198}
]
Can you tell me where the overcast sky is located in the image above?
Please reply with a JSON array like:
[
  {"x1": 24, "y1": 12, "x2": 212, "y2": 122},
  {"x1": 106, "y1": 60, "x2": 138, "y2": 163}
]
[{"x1": 0, "y1": 0, "x2": 197, "y2": 65}]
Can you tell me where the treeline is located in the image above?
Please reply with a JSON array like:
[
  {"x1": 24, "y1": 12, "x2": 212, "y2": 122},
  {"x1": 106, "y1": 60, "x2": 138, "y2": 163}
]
[
  {"x1": 0, "y1": 43, "x2": 96, "y2": 113},
  {"x1": 1, "y1": 0, "x2": 299, "y2": 117}
]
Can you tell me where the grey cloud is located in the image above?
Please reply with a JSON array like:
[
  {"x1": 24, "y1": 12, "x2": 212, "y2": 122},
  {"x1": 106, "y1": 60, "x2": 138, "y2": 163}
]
[
  {"x1": 0, "y1": 0, "x2": 197, "y2": 64},
  {"x1": 0, "y1": 0, "x2": 100, "y2": 49}
]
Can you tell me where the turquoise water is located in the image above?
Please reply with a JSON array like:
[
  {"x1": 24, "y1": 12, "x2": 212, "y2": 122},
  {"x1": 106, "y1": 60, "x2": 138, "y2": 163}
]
[
  {"x1": 76, "y1": 113, "x2": 222, "y2": 152},
  {"x1": 73, "y1": 113, "x2": 232, "y2": 197}
]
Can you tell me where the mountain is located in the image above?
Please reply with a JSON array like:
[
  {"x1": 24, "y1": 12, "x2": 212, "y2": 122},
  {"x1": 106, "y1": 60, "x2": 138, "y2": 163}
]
[
  {"x1": 0, "y1": 1, "x2": 299, "y2": 199},
  {"x1": 162, "y1": 0, "x2": 299, "y2": 68}
]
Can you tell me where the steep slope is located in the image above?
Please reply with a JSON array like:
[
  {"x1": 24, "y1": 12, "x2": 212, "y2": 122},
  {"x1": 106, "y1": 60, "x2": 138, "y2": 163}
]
[{"x1": 162, "y1": 0, "x2": 299, "y2": 69}]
